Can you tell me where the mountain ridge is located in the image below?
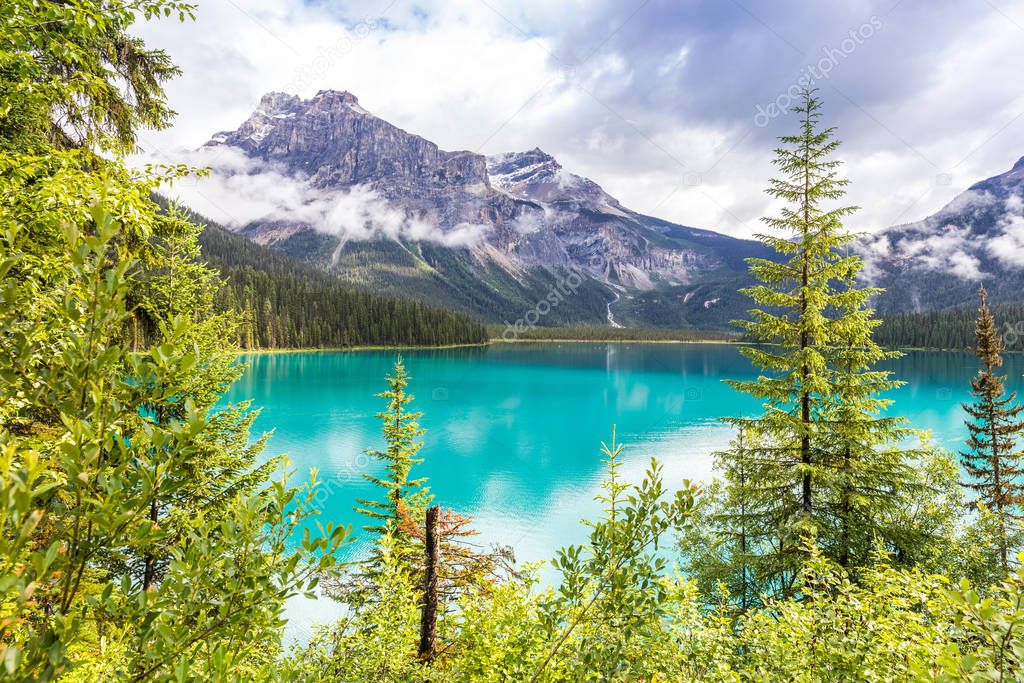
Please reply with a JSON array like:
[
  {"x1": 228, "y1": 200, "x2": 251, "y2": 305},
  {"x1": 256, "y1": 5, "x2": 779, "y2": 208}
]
[
  {"x1": 198, "y1": 89, "x2": 770, "y2": 329},
  {"x1": 192, "y1": 89, "x2": 1024, "y2": 326},
  {"x1": 859, "y1": 153, "x2": 1024, "y2": 314}
]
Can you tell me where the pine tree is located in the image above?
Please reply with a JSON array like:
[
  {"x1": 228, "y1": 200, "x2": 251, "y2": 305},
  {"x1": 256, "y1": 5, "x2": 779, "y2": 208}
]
[
  {"x1": 719, "y1": 88, "x2": 916, "y2": 592},
  {"x1": 356, "y1": 358, "x2": 433, "y2": 564},
  {"x1": 330, "y1": 360, "x2": 517, "y2": 610},
  {"x1": 961, "y1": 287, "x2": 1024, "y2": 572},
  {"x1": 822, "y1": 269, "x2": 919, "y2": 569}
]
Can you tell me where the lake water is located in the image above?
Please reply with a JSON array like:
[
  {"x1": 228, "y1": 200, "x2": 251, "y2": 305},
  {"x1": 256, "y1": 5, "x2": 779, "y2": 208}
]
[{"x1": 223, "y1": 342, "x2": 1024, "y2": 638}]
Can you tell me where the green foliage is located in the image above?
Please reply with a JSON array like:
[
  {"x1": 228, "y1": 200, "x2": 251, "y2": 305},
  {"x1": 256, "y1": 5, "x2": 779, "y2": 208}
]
[
  {"x1": 699, "y1": 89, "x2": 925, "y2": 601},
  {"x1": 1, "y1": 0, "x2": 191, "y2": 153},
  {"x1": 947, "y1": 559, "x2": 1024, "y2": 680},
  {"x1": 352, "y1": 359, "x2": 433, "y2": 575},
  {"x1": 193, "y1": 216, "x2": 490, "y2": 349},
  {"x1": 961, "y1": 288, "x2": 1024, "y2": 572},
  {"x1": 295, "y1": 431, "x2": 699, "y2": 682},
  {"x1": 289, "y1": 422, "x2": 1024, "y2": 682},
  {"x1": 289, "y1": 535, "x2": 434, "y2": 683},
  {"x1": 0, "y1": 3, "x2": 350, "y2": 677},
  {"x1": 0, "y1": 205, "x2": 348, "y2": 680},
  {"x1": 878, "y1": 302, "x2": 1024, "y2": 351},
  {"x1": 533, "y1": 432, "x2": 698, "y2": 680},
  {"x1": 677, "y1": 427, "x2": 783, "y2": 609},
  {"x1": 695, "y1": 547, "x2": 1024, "y2": 682},
  {"x1": 724, "y1": 545, "x2": 955, "y2": 681},
  {"x1": 724, "y1": 87, "x2": 866, "y2": 583}
]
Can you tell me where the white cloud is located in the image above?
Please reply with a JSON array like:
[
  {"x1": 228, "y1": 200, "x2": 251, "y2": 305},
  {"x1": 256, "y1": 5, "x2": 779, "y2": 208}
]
[
  {"x1": 987, "y1": 200, "x2": 1024, "y2": 268},
  {"x1": 859, "y1": 217, "x2": 987, "y2": 282},
  {"x1": 156, "y1": 145, "x2": 487, "y2": 248},
  {"x1": 133, "y1": 0, "x2": 1024, "y2": 239},
  {"x1": 945, "y1": 249, "x2": 986, "y2": 281}
]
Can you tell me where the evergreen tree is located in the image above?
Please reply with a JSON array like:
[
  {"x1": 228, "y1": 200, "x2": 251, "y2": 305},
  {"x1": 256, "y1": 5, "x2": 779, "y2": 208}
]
[
  {"x1": 723, "y1": 89, "x2": 861, "y2": 592},
  {"x1": 877, "y1": 301, "x2": 1024, "y2": 351},
  {"x1": 0, "y1": 0, "x2": 186, "y2": 155},
  {"x1": 821, "y1": 271, "x2": 919, "y2": 569},
  {"x1": 356, "y1": 358, "x2": 433, "y2": 566},
  {"x1": 190, "y1": 216, "x2": 489, "y2": 350},
  {"x1": 960, "y1": 287, "x2": 1024, "y2": 572},
  {"x1": 716, "y1": 88, "x2": 917, "y2": 594},
  {"x1": 129, "y1": 208, "x2": 282, "y2": 589}
]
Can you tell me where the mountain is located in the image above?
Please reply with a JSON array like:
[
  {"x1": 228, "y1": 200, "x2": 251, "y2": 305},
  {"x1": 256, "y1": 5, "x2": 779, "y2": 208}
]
[
  {"x1": 157, "y1": 198, "x2": 489, "y2": 348},
  {"x1": 859, "y1": 157, "x2": 1024, "y2": 314},
  {"x1": 200, "y1": 90, "x2": 772, "y2": 330},
  {"x1": 196, "y1": 90, "x2": 1024, "y2": 328}
]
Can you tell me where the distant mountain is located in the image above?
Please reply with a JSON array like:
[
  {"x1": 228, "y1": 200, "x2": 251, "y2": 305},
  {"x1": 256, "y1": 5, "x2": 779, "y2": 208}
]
[
  {"x1": 156, "y1": 198, "x2": 489, "y2": 348},
  {"x1": 200, "y1": 90, "x2": 772, "y2": 330},
  {"x1": 195, "y1": 89, "x2": 1024, "y2": 328},
  {"x1": 859, "y1": 157, "x2": 1024, "y2": 314}
]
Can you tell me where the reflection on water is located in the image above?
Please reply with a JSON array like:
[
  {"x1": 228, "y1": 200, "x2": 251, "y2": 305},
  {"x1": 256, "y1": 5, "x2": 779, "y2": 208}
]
[{"x1": 225, "y1": 342, "x2": 1024, "y2": 638}]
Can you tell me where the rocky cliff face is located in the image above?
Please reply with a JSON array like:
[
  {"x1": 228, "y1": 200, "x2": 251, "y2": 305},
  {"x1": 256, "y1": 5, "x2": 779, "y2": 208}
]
[
  {"x1": 200, "y1": 90, "x2": 769, "y2": 328},
  {"x1": 198, "y1": 90, "x2": 1024, "y2": 324},
  {"x1": 206, "y1": 90, "x2": 519, "y2": 232}
]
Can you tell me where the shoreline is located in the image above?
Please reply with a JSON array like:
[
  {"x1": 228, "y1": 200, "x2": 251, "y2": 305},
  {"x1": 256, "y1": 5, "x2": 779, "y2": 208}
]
[
  {"x1": 234, "y1": 338, "x2": 744, "y2": 354},
  {"x1": 233, "y1": 341, "x2": 490, "y2": 355},
  {"x1": 490, "y1": 337, "x2": 742, "y2": 345},
  {"x1": 232, "y1": 339, "x2": 1001, "y2": 355}
]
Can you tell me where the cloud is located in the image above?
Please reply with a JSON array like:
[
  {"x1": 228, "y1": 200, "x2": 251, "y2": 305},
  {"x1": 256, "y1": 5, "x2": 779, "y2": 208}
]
[
  {"x1": 858, "y1": 216, "x2": 985, "y2": 283},
  {"x1": 987, "y1": 200, "x2": 1024, "y2": 268},
  {"x1": 132, "y1": 0, "x2": 1024, "y2": 239},
  {"x1": 893, "y1": 223, "x2": 985, "y2": 280},
  {"x1": 858, "y1": 189, "x2": 1024, "y2": 281},
  {"x1": 945, "y1": 249, "x2": 986, "y2": 281},
  {"x1": 155, "y1": 145, "x2": 488, "y2": 248}
]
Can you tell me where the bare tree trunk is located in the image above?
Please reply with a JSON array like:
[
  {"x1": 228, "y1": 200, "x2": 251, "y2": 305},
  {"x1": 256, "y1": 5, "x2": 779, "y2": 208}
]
[
  {"x1": 143, "y1": 498, "x2": 158, "y2": 591},
  {"x1": 418, "y1": 505, "x2": 439, "y2": 661}
]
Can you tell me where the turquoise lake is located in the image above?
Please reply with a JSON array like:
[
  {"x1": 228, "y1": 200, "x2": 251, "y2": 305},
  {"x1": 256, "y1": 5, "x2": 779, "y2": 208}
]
[{"x1": 223, "y1": 342, "x2": 1024, "y2": 637}]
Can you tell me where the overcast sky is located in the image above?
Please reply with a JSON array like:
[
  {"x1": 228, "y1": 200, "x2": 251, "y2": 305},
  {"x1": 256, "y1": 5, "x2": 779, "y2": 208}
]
[{"x1": 135, "y1": 0, "x2": 1024, "y2": 238}]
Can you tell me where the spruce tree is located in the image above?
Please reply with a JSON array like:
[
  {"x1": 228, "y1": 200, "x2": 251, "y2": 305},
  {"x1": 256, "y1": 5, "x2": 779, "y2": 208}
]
[
  {"x1": 822, "y1": 270, "x2": 918, "y2": 569},
  {"x1": 961, "y1": 287, "x2": 1024, "y2": 572},
  {"x1": 356, "y1": 358, "x2": 433, "y2": 561},
  {"x1": 720, "y1": 88, "x2": 916, "y2": 591}
]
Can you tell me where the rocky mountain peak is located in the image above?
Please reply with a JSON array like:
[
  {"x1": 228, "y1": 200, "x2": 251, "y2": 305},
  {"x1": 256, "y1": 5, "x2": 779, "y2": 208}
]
[
  {"x1": 312, "y1": 89, "x2": 359, "y2": 104},
  {"x1": 487, "y1": 147, "x2": 561, "y2": 180},
  {"x1": 486, "y1": 147, "x2": 625, "y2": 213},
  {"x1": 966, "y1": 154, "x2": 1024, "y2": 196},
  {"x1": 307, "y1": 89, "x2": 369, "y2": 115},
  {"x1": 191, "y1": 87, "x2": 782, "y2": 328},
  {"x1": 255, "y1": 91, "x2": 303, "y2": 116}
]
